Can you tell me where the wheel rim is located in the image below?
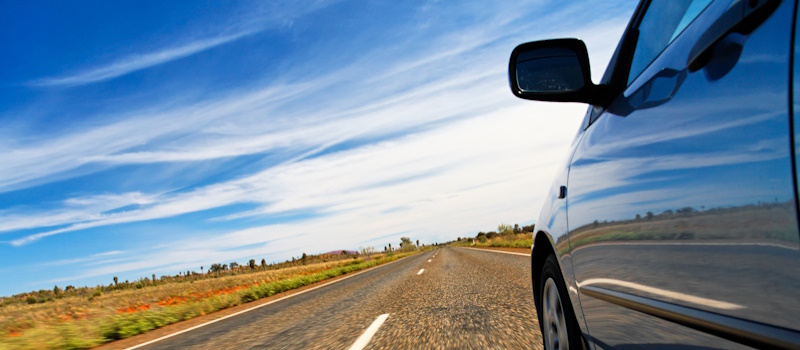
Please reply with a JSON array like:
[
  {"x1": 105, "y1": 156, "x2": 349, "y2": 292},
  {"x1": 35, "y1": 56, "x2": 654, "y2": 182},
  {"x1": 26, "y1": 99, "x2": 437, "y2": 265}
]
[{"x1": 543, "y1": 277, "x2": 569, "y2": 350}]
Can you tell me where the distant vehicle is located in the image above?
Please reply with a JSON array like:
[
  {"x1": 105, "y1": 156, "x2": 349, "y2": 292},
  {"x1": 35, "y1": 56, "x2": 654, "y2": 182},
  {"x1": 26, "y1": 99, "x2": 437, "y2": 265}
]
[{"x1": 509, "y1": 0, "x2": 800, "y2": 349}]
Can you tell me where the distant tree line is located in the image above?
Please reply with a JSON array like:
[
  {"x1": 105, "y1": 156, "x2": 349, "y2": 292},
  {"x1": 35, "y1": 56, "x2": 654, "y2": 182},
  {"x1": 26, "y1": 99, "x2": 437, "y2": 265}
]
[
  {"x1": 453, "y1": 223, "x2": 534, "y2": 243},
  {"x1": 1, "y1": 242, "x2": 427, "y2": 307}
]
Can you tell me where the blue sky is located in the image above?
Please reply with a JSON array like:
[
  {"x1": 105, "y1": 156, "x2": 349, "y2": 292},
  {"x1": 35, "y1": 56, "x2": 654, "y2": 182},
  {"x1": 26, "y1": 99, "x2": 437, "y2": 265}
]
[{"x1": 0, "y1": 0, "x2": 636, "y2": 296}]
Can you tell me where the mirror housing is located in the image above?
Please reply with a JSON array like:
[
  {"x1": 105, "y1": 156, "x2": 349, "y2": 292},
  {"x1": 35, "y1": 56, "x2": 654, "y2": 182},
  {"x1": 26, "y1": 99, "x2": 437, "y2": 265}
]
[{"x1": 509, "y1": 38, "x2": 608, "y2": 105}]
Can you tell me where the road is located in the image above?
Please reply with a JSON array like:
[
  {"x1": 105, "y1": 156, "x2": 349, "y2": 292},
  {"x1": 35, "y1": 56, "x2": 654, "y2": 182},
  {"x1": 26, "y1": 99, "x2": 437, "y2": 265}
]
[{"x1": 134, "y1": 247, "x2": 541, "y2": 350}]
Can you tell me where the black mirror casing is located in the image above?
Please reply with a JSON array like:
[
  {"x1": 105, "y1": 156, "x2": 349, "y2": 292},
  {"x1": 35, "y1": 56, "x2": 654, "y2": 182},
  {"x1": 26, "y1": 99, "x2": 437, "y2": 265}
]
[{"x1": 509, "y1": 38, "x2": 608, "y2": 105}]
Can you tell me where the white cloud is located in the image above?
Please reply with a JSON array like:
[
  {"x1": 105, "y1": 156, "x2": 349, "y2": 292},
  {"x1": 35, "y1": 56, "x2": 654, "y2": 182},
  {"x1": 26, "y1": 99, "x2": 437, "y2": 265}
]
[
  {"x1": 49, "y1": 103, "x2": 586, "y2": 281},
  {"x1": 10, "y1": 101, "x2": 585, "y2": 246},
  {"x1": 0, "y1": 192, "x2": 157, "y2": 233},
  {"x1": 0, "y1": 6, "x2": 629, "y2": 193},
  {"x1": 30, "y1": 30, "x2": 258, "y2": 87},
  {"x1": 26, "y1": 1, "x2": 339, "y2": 88}
]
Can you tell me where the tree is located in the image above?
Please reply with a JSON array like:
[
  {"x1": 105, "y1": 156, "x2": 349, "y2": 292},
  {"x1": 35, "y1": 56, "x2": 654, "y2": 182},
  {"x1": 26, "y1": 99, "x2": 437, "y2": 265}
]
[
  {"x1": 498, "y1": 224, "x2": 513, "y2": 235},
  {"x1": 646, "y1": 211, "x2": 655, "y2": 220},
  {"x1": 514, "y1": 224, "x2": 520, "y2": 233},
  {"x1": 200, "y1": 266, "x2": 203, "y2": 274},
  {"x1": 230, "y1": 262, "x2": 239, "y2": 270},
  {"x1": 261, "y1": 259, "x2": 267, "y2": 269},
  {"x1": 416, "y1": 240, "x2": 420, "y2": 247},
  {"x1": 400, "y1": 237, "x2": 414, "y2": 251},
  {"x1": 113, "y1": 276, "x2": 118, "y2": 285},
  {"x1": 360, "y1": 246, "x2": 376, "y2": 256},
  {"x1": 388, "y1": 243, "x2": 392, "y2": 251},
  {"x1": 209, "y1": 263, "x2": 224, "y2": 273},
  {"x1": 152, "y1": 274, "x2": 156, "y2": 283},
  {"x1": 301, "y1": 253, "x2": 308, "y2": 265},
  {"x1": 53, "y1": 285, "x2": 61, "y2": 295},
  {"x1": 676, "y1": 207, "x2": 695, "y2": 214},
  {"x1": 249, "y1": 259, "x2": 256, "y2": 269}
]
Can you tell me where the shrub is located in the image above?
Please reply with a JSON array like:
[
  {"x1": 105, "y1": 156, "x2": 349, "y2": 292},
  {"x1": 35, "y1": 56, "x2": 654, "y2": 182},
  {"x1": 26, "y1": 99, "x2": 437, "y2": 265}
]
[{"x1": 88, "y1": 290, "x2": 102, "y2": 301}]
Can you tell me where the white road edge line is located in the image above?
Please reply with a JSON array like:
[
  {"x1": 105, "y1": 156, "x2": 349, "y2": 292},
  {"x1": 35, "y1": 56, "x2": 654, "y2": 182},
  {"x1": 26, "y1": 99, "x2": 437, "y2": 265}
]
[
  {"x1": 122, "y1": 258, "x2": 408, "y2": 350},
  {"x1": 417, "y1": 268, "x2": 425, "y2": 275},
  {"x1": 427, "y1": 259, "x2": 431, "y2": 262},
  {"x1": 460, "y1": 246, "x2": 530, "y2": 257},
  {"x1": 348, "y1": 314, "x2": 389, "y2": 350}
]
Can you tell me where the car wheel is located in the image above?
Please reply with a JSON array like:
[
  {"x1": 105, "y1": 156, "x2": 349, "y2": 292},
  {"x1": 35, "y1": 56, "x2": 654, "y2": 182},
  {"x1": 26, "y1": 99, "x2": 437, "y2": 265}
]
[{"x1": 539, "y1": 254, "x2": 582, "y2": 350}]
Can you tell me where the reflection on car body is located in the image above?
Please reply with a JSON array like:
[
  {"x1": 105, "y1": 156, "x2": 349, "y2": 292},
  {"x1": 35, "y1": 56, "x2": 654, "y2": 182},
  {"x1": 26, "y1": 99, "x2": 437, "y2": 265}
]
[{"x1": 509, "y1": 0, "x2": 800, "y2": 349}]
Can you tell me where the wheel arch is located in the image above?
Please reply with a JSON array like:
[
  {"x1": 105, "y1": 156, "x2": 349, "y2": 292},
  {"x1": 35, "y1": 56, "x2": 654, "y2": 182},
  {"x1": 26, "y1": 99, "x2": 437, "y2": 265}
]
[{"x1": 532, "y1": 230, "x2": 557, "y2": 317}]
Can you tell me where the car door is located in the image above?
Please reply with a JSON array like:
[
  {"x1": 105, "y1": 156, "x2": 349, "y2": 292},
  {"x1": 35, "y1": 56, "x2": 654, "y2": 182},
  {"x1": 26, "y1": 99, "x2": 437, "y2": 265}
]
[{"x1": 567, "y1": 0, "x2": 800, "y2": 348}]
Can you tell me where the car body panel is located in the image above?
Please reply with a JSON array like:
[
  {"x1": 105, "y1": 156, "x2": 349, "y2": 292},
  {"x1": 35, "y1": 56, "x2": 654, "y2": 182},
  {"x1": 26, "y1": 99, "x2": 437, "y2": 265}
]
[
  {"x1": 533, "y1": 124, "x2": 590, "y2": 336},
  {"x1": 562, "y1": 0, "x2": 800, "y2": 347}
]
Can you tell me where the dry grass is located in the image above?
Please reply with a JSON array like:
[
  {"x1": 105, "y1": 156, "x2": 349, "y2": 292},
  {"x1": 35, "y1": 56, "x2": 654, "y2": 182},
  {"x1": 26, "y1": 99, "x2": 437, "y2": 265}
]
[
  {"x1": 452, "y1": 233, "x2": 533, "y2": 249},
  {"x1": 0, "y1": 251, "x2": 420, "y2": 350}
]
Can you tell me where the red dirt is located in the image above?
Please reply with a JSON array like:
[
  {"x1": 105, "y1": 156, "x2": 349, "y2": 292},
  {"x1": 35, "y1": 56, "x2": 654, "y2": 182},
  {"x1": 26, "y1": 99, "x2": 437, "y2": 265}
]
[
  {"x1": 157, "y1": 296, "x2": 189, "y2": 307},
  {"x1": 116, "y1": 280, "x2": 274, "y2": 315},
  {"x1": 8, "y1": 330, "x2": 21, "y2": 337},
  {"x1": 153, "y1": 283, "x2": 258, "y2": 308},
  {"x1": 117, "y1": 304, "x2": 151, "y2": 314}
]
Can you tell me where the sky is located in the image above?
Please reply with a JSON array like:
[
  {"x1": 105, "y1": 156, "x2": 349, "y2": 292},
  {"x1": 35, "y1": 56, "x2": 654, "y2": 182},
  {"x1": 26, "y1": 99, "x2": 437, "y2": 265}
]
[{"x1": 0, "y1": 0, "x2": 636, "y2": 296}]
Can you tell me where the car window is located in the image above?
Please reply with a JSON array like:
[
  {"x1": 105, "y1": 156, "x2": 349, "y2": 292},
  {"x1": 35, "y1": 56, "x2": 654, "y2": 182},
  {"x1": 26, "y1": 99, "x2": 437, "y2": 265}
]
[{"x1": 628, "y1": 0, "x2": 713, "y2": 85}]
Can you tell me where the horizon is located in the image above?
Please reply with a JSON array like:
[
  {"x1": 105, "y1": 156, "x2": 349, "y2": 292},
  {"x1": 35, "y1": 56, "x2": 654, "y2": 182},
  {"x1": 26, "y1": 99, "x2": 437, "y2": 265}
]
[{"x1": 0, "y1": 0, "x2": 636, "y2": 296}]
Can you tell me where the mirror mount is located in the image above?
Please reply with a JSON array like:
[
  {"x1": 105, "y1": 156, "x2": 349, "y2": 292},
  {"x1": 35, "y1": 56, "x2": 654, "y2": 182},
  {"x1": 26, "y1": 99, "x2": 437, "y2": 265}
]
[{"x1": 509, "y1": 38, "x2": 611, "y2": 106}]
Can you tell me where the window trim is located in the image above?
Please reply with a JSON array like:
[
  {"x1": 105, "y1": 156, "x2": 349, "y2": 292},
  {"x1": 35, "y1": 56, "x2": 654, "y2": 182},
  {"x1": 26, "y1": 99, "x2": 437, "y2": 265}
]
[
  {"x1": 587, "y1": 0, "x2": 714, "y2": 127},
  {"x1": 585, "y1": 0, "x2": 651, "y2": 128}
]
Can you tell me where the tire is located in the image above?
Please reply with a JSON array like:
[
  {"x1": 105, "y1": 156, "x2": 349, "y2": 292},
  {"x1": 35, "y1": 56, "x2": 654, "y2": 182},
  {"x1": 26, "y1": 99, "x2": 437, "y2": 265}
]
[{"x1": 538, "y1": 253, "x2": 583, "y2": 350}]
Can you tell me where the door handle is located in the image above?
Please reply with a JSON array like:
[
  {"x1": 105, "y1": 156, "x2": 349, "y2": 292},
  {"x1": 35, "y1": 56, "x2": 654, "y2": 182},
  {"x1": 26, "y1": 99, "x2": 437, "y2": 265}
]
[{"x1": 687, "y1": 0, "x2": 781, "y2": 72}]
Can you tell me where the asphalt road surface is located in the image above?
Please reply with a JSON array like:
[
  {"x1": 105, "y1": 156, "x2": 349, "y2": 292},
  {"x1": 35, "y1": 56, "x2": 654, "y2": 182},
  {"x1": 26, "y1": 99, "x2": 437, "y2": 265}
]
[{"x1": 134, "y1": 247, "x2": 541, "y2": 350}]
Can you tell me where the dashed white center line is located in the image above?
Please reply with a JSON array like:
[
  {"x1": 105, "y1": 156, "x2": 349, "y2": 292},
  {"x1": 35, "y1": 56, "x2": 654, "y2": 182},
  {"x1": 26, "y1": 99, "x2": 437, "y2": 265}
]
[
  {"x1": 348, "y1": 314, "x2": 389, "y2": 350},
  {"x1": 417, "y1": 268, "x2": 425, "y2": 275}
]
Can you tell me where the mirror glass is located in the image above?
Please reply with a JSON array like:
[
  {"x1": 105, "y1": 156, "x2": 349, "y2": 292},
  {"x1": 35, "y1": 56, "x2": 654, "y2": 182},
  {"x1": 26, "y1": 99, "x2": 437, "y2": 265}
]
[{"x1": 516, "y1": 48, "x2": 585, "y2": 93}]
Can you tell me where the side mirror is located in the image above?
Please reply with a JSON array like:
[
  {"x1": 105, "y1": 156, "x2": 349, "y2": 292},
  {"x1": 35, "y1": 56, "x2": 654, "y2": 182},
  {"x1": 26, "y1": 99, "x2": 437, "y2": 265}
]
[{"x1": 509, "y1": 38, "x2": 606, "y2": 105}]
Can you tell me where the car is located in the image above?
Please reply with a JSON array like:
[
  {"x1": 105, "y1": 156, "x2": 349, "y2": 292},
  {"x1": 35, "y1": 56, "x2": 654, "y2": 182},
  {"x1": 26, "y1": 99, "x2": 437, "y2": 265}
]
[{"x1": 509, "y1": 0, "x2": 800, "y2": 349}]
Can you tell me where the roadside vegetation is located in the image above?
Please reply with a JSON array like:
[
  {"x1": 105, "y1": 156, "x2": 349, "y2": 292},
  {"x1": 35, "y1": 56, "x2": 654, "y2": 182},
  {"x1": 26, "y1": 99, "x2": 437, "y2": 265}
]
[
  {"x1": 0, "y1": 241, "x2": 429, "y2": 350},
  {"x1": 451, "y1": 223, "x2": 534, "y2": 249}
]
